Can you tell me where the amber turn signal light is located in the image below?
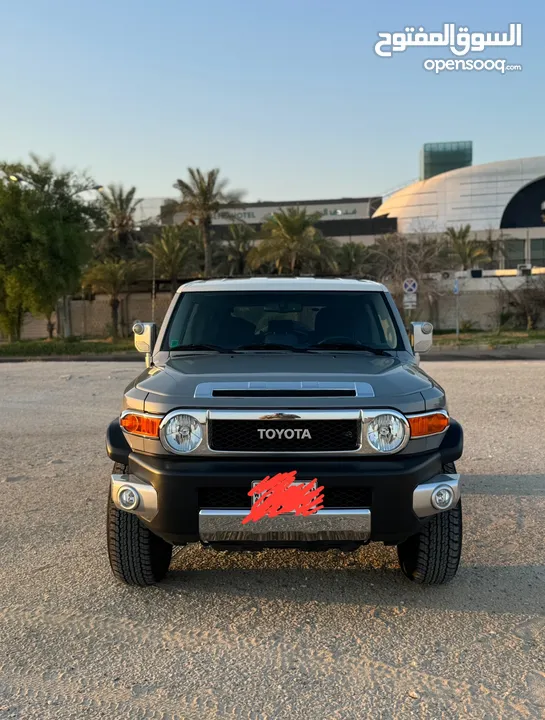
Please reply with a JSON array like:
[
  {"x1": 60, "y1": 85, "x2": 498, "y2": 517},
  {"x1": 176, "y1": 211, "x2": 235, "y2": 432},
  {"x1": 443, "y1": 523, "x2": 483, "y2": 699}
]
[
  {"x1": 408, "y1": 413, "x2": 449, "y2": 437},
  {"x1": 120, "y1": 413, "x2": 162, "y2": 437}
]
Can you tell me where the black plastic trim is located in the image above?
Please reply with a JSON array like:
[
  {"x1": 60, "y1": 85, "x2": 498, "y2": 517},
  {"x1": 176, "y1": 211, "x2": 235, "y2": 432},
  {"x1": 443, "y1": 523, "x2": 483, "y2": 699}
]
[
  {"x1": 106, "y1": 418, "x2": 131, "y2": 465},
  {"x1": 439, "y1": 419, "x2": 463, "y2": 465}
]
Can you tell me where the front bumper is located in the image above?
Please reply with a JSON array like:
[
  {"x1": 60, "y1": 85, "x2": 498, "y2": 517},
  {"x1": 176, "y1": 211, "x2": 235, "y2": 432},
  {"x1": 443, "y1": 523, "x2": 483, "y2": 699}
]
[
  {"x1": 109, "y1": 419, "x2": 463, "y2": 546},
  {"x1": 198, "y1": 508, "x2": 372, "y2": 543},
  {"x1": 112, "y1": 475, "x2": 460, "y2": 544}
]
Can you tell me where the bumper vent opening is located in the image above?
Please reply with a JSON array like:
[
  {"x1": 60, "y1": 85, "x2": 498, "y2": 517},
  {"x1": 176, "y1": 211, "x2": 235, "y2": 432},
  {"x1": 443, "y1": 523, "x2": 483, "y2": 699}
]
[{"x1": 198, "y1": 487, "x2": 372, "y2": 509}]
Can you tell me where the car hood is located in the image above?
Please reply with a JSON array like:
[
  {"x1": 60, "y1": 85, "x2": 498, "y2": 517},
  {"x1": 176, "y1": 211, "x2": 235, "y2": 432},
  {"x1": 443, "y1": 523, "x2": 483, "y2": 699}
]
[{"x1": 136, "y1": 353, "x2": 443, "y2": 414}]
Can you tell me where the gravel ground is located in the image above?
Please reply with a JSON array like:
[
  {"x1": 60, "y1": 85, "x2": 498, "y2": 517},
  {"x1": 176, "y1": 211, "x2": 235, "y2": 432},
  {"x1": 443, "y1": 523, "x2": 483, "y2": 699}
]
[{"x1": 0, "y1": 360, "x2": 544, "y2": 720}]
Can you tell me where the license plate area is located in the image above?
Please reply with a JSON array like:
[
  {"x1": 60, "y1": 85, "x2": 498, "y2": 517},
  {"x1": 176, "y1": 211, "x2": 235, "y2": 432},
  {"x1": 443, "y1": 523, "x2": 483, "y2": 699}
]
[{"x1": 251, "y1": 479, "x2": 318, "y2": 512}]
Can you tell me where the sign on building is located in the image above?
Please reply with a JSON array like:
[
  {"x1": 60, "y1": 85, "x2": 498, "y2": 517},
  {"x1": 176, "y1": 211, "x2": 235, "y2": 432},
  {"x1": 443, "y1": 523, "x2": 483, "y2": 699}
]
[{"x1": 173, "y1": 200, "x2": 375, "y2": 227}]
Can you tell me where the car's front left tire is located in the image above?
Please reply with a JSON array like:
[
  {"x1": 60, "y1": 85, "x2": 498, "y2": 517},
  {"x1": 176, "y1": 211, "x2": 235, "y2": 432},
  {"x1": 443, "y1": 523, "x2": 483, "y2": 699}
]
[{"x1": 107, "y1": 464, "x2": 172, "y2": 586}]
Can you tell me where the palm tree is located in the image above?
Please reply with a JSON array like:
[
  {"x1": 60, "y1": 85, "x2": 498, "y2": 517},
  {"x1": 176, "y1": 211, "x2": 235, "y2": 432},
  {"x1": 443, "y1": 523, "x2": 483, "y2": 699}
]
[
  {"x1": 337, "y1": 241, "x2": 370, "y2": 276},
  {"x1": 248, "y1": 207, "x2": 325, "y2": 275},
  {"x1": 173, "y1": 169, "x2": 243, "y2": 277},
  {"x1": 97, "y1": 184, "x2": 143, "y2": 261},
  {"x1": 306, "y1": 235, "x2": 339, "y2": 274},
  {"x1": 146, "y1": 226, "x2": 197, "y2": 296},
  {"x1": 83, "y1": 260, "x2": 139, "y2": 339},
  {"x1": 216, "y1": 223, "x2": 256, "y2": 276},
  {"x1": 445, "y1": 225, "x2": 489, "y2": 270}
]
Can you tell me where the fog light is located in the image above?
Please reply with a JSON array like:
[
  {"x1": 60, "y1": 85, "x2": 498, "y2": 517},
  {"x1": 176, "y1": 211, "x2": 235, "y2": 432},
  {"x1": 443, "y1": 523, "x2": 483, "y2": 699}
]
[
  {"x1": 431, "y1": 485, "x2": 454, "y2": 511},
  {"x1": 118, "y1": 486, "x2": 140, "y2": 511}
]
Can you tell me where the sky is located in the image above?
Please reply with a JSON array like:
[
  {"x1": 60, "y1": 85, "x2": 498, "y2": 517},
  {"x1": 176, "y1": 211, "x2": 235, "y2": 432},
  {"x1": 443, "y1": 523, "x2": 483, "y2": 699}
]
[{"x1": 0, "y1": 0, "x2": 542, "y2": 205}]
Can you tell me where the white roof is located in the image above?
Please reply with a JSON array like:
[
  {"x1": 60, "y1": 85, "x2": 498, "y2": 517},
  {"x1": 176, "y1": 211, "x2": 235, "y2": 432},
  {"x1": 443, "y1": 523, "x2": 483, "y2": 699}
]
[{"x1": 178, "y1": 277, "x2": 387, "y2": 293}]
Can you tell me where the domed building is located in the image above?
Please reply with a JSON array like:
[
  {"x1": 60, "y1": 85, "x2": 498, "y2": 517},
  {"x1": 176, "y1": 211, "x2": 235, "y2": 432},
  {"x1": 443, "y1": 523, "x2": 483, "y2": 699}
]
[{"x1": 373, "y1": 156, "x2": 545, "y2": 234}]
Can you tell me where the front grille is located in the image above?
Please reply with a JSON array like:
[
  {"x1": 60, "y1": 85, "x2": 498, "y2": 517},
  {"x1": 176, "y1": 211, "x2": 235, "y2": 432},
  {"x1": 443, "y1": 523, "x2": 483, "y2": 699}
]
[
  {"x1": 199, "y1": 487, "x2": 249, "y2": 508},
  {"x1": 198, "y1": 486, "x2": 372, "y2": 509},
  {"x1": 208, "y1": 419, "x2": 360, "y2": 452}
]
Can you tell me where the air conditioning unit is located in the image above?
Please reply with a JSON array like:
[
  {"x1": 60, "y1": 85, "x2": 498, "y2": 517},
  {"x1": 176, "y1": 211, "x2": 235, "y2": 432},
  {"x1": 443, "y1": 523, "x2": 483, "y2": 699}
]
[
  {"x1": 517, "y1": 264, "x2": 532, "y2": 276},
  {"x1": 441, "y1": 271, "x2": 451, "y2": 280}
]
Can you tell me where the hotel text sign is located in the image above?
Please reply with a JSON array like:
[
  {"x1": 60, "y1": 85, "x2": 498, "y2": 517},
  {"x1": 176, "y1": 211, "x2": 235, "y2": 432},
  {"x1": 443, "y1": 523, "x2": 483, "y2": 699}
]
[{"x1": 174, "y1": 201, "x2": 372, "y2": 226}]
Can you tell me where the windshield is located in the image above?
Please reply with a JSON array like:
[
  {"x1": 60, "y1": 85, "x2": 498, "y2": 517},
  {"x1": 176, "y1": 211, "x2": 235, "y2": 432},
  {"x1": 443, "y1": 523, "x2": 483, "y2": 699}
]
[{"x1": 162, "y1": 291, "x2": 402, "y2": 352}]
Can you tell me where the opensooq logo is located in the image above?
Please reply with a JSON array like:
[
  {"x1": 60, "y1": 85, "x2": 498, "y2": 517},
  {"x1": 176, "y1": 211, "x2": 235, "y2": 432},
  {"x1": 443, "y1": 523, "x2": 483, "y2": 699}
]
[{"x1": 374, "y1": 23, "x2": 522, "y2": 58}]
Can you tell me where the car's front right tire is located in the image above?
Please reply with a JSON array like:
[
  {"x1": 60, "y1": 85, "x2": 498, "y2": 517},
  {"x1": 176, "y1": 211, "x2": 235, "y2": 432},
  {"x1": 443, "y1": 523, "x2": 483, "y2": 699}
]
[
  {"x1": 107, "y1": 464, "x2": 172, "y2": 586},
  {"x1": 397, "y1": 501, "x2": 462, "y2": 585}
]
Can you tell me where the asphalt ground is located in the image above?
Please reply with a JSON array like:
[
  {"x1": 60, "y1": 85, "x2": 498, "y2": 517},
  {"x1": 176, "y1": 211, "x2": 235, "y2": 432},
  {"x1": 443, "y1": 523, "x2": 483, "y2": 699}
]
[{"x1": 0, "y1": 360, "x2": 543, "y2": 719}]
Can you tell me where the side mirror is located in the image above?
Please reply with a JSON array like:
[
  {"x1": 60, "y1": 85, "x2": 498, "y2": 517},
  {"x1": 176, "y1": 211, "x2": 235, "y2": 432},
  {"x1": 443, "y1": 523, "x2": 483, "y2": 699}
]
[
  {"x1": 411, "y1": 321, "x2": 433, "y2": 354},
  {"x1": 132, "y1": 321, "x2": 157, "y2": 367}
]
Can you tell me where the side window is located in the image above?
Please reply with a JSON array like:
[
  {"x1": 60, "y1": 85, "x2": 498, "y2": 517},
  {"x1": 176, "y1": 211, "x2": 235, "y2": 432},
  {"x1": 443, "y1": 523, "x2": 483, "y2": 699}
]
[
  {"x1": 361, "y1": 304, "x2": 381, "y2": 345},
  {"x1": 374, "y1": 297, "x2": 398, "y2": 349}
]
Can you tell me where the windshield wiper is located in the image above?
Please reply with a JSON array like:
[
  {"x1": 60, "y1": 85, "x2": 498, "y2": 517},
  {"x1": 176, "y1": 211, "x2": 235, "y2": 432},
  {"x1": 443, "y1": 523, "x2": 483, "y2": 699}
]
[
  {"x1": 308, "y1": 342, "x2": 387, "y2": 355},
  {"x1": 169, "y1": 343, "x2": 233, "y2": 353},
  {"x1": 234, "y1": 343, "x2": 310, "y2": 352}
]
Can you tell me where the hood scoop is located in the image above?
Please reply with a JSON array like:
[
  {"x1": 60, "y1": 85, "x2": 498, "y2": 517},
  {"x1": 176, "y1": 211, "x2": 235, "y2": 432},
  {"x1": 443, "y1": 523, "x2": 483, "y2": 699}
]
[{"x1": 194, "y1": 381, "x2": 375, "y2": 399}]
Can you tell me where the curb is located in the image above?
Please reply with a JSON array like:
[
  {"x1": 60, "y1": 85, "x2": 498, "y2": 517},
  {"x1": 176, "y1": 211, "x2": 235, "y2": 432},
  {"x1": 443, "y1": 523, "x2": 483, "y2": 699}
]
[
  {"x1": 425, "y1": 344, "x2": 545, "y2": 361},
  {"x1": 1, "y1": 349, "x2": 545, "y2": 363},
  {"x1": 0, "y1": 354, "x2": 142, "y2": 363},
  {"x1": 425, "y1": 355, "x2": 545, "y2": 361}
]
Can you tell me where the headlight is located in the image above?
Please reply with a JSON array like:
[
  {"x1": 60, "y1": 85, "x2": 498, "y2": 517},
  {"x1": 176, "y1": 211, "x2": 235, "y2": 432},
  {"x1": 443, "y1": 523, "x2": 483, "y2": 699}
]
[
  {"x1": 367, "y1": 413, "x2": 406, "y2": 453},
  {"x1": 160, "y1": 413, "x2": 203, "y2": 454}
]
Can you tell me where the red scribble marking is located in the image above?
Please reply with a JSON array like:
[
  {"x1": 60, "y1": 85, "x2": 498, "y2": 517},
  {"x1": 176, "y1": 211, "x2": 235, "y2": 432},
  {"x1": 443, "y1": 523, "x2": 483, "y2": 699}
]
[{"x1": 242, "y1": 470, "x2": 324, "y2": 524}]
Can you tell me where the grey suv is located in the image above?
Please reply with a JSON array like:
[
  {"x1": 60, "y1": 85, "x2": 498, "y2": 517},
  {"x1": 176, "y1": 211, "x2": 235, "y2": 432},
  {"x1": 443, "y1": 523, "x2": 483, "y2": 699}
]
[{"x1": 106, "y1": 277, "x2": 463, "y2": 586}]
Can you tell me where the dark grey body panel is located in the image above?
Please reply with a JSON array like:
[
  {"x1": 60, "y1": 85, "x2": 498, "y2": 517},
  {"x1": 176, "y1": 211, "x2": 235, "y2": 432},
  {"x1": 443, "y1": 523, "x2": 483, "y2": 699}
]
[{"x1": 133, "y1": 353, "x2": 445, "y2": 417}]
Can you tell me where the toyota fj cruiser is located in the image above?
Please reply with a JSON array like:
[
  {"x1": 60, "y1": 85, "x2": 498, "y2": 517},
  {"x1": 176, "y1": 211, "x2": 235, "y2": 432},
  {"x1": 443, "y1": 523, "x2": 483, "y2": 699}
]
[{"x1": 106, "y1": 277, "x2": 463, "y2": 586}]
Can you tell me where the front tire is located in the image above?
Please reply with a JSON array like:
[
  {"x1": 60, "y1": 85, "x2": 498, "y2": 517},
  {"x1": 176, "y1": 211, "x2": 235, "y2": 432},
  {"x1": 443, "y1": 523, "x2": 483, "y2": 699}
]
[
  {"x1": 107, "y1": 464, "x2": 172, "y2": 586},
  {"x1": 397, "y1": 464, "x2": 462, "y2": 585}
]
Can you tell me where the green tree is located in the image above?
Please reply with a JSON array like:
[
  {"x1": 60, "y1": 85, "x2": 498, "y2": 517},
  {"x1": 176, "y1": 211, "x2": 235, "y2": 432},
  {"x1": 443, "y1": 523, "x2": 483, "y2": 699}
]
[
  {"x1": 96, "y1": 184, "x2": 143, "y2": 261},
  {"x1": 216, "y1": 223, "x2": 256, "y2": 276},
  {"x1": 248, "y1": 207, "x2": 328, "y2": 274},
  {"x1": 146, "y1": 225, "x2": 198, "y2": 296},
  {"x1": 336, "y1": 241, "x2": 370, "y2": 276},
  {"x1": 0, "y1": 156, "x2": 99, "y2": 339},
  {"x1": 0, "y1": 270, "x2": 29, "y2": 342},
  {"x1": 445, "y1": 225, "x2": 489, "y2": 270},
  {"x1": 173, "y1": 169, "x2": 243, "y2": 277},
  {"x1": 0, "y1": 180, "x2": 31, "y2": 340},
  {"x1": 83, "y1": 260, "x2": 140, "y2": 339},
  {"x1": 306, "y1": 235, "x2": 339, "y2": 274}
]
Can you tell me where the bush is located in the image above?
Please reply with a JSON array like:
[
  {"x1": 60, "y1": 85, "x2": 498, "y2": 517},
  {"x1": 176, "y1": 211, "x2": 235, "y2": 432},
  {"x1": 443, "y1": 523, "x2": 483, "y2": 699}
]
[
  {"x1": 459, "y1": 319, "x2": 477, "y2": 333},
  {"x1": 0, "y1": 339, "x2": 135, "y2": 357}
]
